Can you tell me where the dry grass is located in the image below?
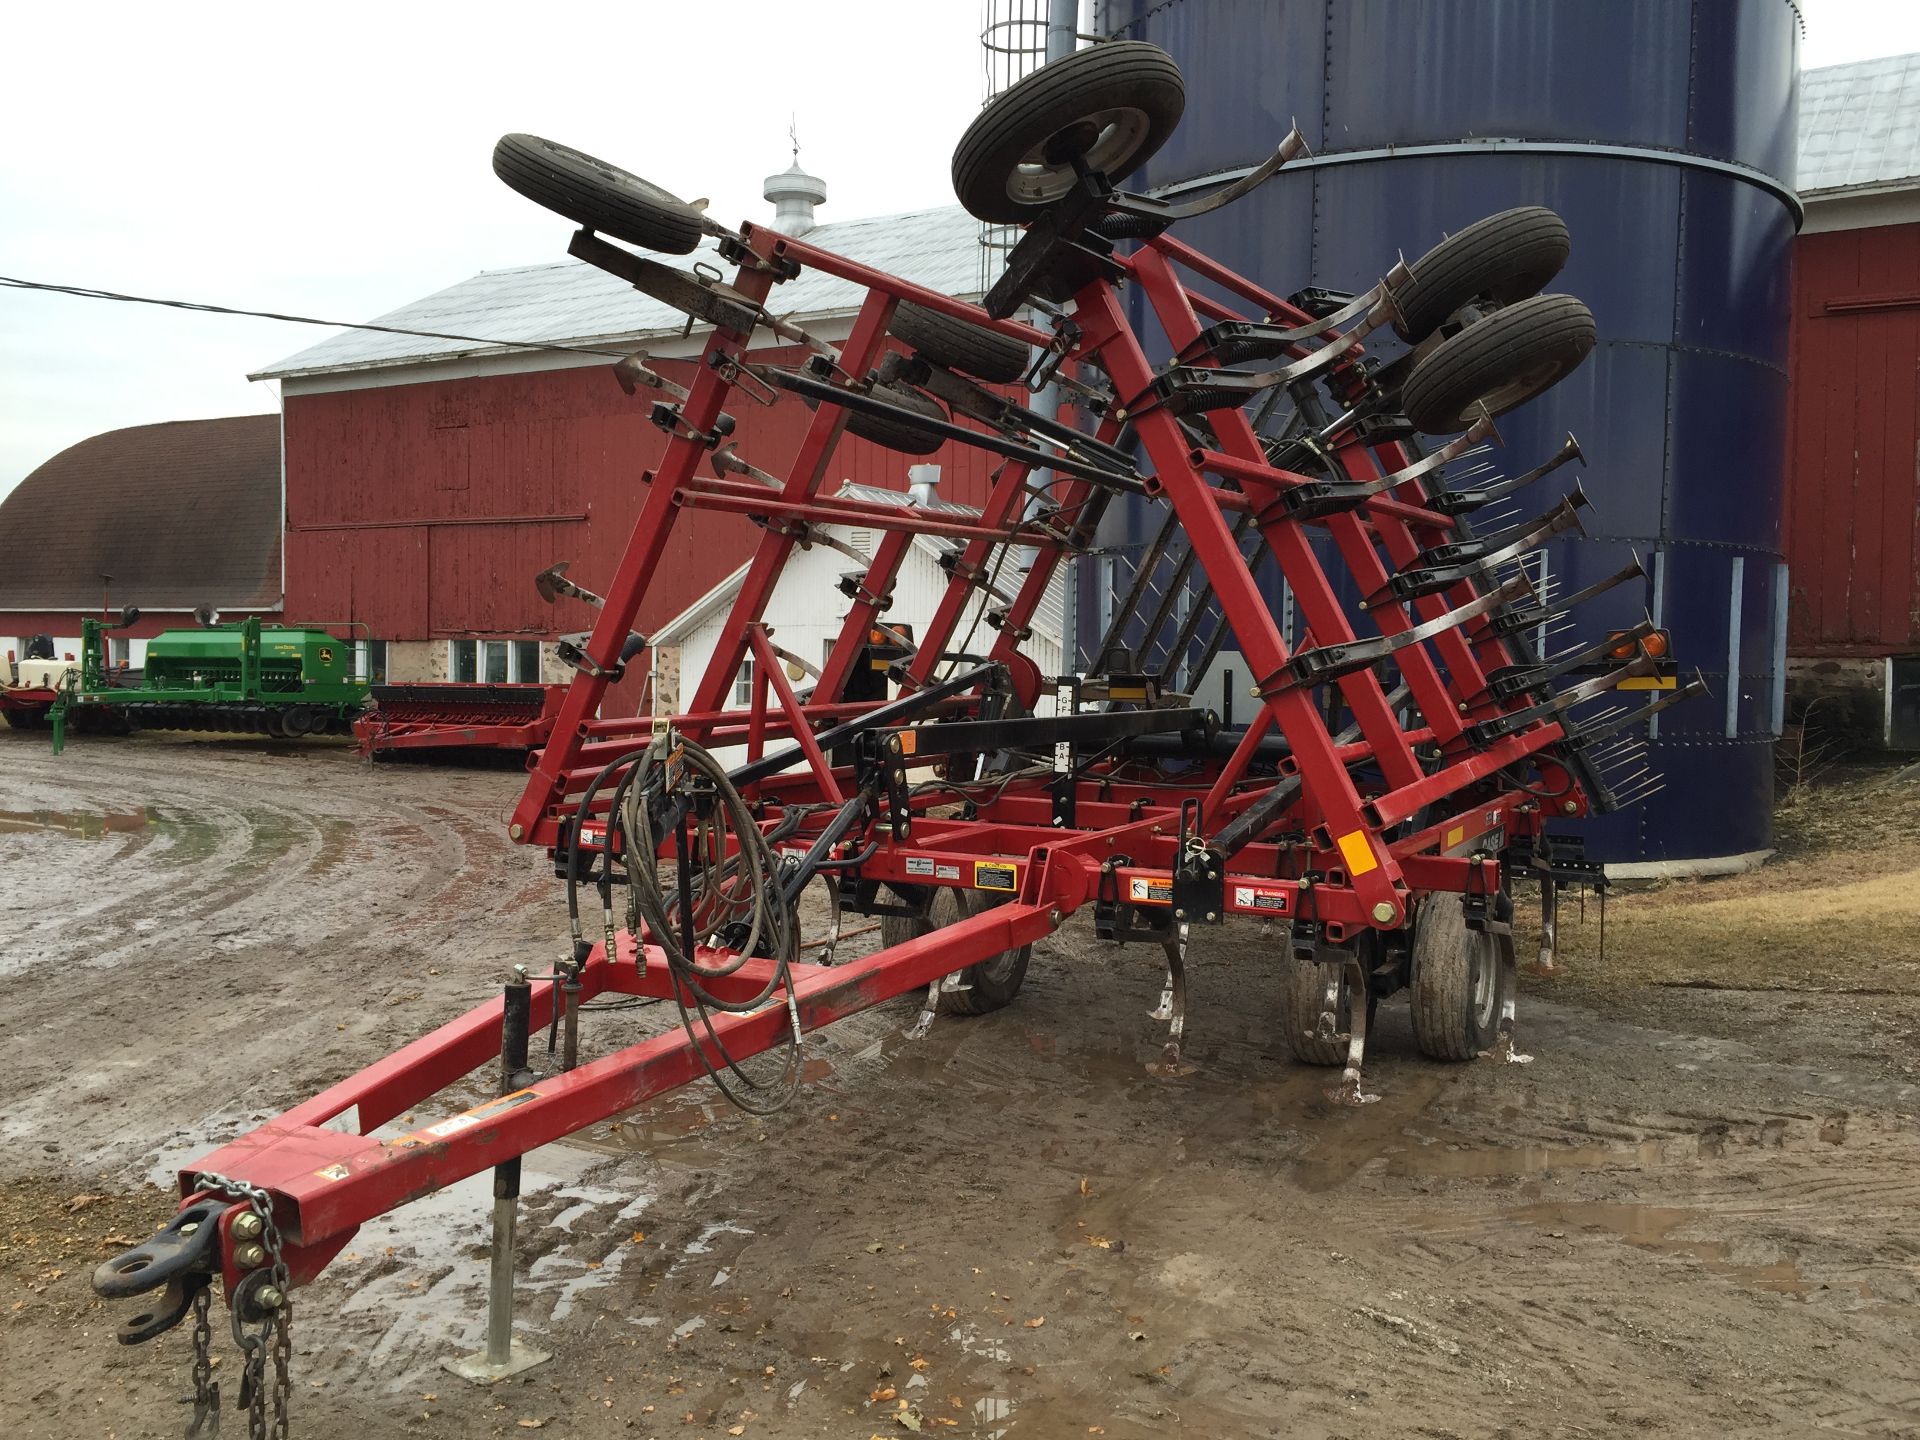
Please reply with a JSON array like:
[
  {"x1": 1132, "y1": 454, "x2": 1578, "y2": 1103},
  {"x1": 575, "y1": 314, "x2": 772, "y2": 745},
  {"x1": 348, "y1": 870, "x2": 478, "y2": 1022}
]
[{"x1": 1528, "y1": 763, "x2": 1920, "y2": 995}]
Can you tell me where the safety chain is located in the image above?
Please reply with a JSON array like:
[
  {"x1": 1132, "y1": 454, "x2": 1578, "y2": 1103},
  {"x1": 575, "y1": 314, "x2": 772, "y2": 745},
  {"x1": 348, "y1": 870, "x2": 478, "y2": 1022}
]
[{"x1": 188, "y1": 1171, "x2": 294, "y2": 1440}]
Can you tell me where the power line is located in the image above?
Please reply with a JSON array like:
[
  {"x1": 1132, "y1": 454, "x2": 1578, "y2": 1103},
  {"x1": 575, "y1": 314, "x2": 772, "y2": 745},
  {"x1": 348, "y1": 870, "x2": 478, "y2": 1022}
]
[{"x1": 0, "y1": 274, "x2": 635, "y2": 362}]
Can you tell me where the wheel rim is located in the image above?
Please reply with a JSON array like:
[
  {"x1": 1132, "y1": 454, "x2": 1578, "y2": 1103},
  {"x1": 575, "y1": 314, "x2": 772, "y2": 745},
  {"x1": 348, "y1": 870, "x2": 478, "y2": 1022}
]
[
  {"x1": 1469, "y1": 934, "x2": 1499, "y2": 1029},
  {"x1": 1007, "y1": 106, "x2": 1154, "y2": 206},
  {"x1": 1476, "y1": 355, "x2": 1567, "y2": 420}
]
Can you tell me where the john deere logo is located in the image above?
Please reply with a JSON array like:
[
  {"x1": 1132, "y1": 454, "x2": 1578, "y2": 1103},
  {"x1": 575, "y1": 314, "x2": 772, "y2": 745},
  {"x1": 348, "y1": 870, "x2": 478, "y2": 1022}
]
[{"x1": 319, "y1": 646, "x2": 335, "y2": 663}]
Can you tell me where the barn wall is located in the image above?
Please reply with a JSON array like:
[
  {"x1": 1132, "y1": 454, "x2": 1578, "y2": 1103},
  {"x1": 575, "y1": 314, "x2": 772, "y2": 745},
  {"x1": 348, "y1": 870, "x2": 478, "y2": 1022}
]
[
  {"x1": 283, "y1": 346, "x2": 1013, "y2": 717},
  {"x1": 1784, "y1": 220, "x2": 1920, "y2": 658}
]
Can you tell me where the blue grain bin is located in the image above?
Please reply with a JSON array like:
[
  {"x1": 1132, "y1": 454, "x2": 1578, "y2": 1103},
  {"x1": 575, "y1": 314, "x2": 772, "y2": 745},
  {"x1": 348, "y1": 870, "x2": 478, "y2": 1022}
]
[{"x1": 1089, "y1": 0, "x2": 1800, "y2": 866}]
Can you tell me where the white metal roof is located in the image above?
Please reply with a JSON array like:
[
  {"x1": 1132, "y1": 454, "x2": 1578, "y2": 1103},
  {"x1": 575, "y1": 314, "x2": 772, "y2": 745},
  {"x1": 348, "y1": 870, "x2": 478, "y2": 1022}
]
[
  {"x1": 252, "y1": 205, "x2": 984, "y2": 381},
  {"x1": 1799, "y1": 53, "x2": 1920, "y2": 196}
]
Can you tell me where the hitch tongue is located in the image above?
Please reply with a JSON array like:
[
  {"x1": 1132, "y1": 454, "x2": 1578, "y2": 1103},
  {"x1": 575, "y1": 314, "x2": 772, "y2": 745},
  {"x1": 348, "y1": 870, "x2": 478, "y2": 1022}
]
[{"x1": 93, "y1": 1196, "x2": 227, "y2": 1344}]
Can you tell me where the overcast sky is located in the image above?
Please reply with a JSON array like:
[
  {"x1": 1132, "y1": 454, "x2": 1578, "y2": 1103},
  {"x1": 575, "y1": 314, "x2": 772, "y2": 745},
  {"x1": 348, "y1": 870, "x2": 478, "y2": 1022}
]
[{"x1": 3, "y1": 0, "x2": 1915, "y2": 501}]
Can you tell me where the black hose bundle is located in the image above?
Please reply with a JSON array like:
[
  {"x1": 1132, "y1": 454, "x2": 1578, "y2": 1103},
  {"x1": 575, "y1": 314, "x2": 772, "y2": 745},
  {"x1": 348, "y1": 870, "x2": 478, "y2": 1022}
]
[{"x1": 618, "y1": 731, "x2": 805, "y2": 1114}]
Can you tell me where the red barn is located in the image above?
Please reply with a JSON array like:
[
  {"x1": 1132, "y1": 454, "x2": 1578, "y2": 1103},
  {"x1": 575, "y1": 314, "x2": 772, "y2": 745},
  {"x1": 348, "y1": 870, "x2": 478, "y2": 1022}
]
[
  {"x1": 1787, "y1": 54, "x2": 1920, "y2": 747},
  {"x1": 251, "y1": 181, "x2": 999, "y2": 717}
]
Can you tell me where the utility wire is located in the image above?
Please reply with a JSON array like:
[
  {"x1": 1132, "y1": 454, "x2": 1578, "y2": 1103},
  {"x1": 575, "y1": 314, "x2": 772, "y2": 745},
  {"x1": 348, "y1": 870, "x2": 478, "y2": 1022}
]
[{"x1": 0, "y1": 274, "x2": 635, "y2": 361}]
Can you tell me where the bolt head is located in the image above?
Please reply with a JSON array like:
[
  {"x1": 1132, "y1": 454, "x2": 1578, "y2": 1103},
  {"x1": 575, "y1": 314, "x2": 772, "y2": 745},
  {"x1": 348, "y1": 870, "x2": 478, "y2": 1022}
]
[
  {"x1": 1562, "y1": 800, "x2": 1579, "y2": 814},
  {"x1": 1205, "y1": 911, "x2": 1217, "y2": 922},
  {"x1": 1371, "y1": 901, "x2": 1396, "y2": 924},
  {"x1": 508, "y1": 822, "x2": 524, "y2": 841},
  {"x1": 1174, "y1": 908, "x2": 1186, "y2": 920},
  {"x1": 1048, "y1": 908, "x2": 1063, "y2": 927},
  {"x1": 230, "y1": 1212, "x2": 264, "y2": 1241},
  {"x1": 235, "y1": 1242, "x2": 268, "y2": 1269},
  {"x1": 256, "y1": 1285, "x2": 285, "y2": 1310},
  {"x1": 178, "y1": 1221, "x2": 200, "y2": 1237}
]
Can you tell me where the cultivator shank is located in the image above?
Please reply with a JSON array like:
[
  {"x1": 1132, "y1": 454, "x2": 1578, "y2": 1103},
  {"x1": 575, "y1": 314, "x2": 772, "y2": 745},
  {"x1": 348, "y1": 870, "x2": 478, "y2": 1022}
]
[{"x1": 97, "y1": 41, "x2": 1695, "y2": 1424}]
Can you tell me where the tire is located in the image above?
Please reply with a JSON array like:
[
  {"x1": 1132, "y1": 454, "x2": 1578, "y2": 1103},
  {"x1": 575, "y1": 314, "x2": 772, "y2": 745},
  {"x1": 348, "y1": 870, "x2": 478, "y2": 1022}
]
[
  {"x1": 891, "y1": 301, "x2": 1030, "y2": 384},
  {"x1": 812, "y1": 382, "x2": 950, "y2": 456},
  {"x1": 492, "y1": 134, "x2": 704, "y2": 255},
  {"x1": 952, "y1": 42, "x2": 1186, "y2": 223},
  {"x1": 1400, "y1": 294, "x2": 1595, "y2": 435},
  {"x1": 1408, "y1": 892, "x2": 1508, "y2": 1061},
  {"x1": 1391, "y1": 207, "x2": 1571, "y2": 343},
  {"x1": 1279, "y1": 943, "x2": 1360, "y2": 1066},
  {"x1": 880, "y1": 886, "x2": 1031, "y2": 1016}
]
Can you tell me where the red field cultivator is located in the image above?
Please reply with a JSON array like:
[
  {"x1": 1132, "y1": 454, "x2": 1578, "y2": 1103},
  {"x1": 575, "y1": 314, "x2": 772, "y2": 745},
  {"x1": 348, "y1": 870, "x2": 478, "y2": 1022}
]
[
  {"x1": 353, "y1": 682, "x2": 565, "y2": 759},
  {"x1": 96, "y1": 41, "x2": 1698, "y2": 1432}
]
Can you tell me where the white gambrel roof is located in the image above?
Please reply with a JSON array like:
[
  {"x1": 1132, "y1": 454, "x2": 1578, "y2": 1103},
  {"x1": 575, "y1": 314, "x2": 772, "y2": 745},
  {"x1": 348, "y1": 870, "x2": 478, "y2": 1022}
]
[
  {"x1": 1799, "y1": 53, "x2": 1920, "y2": 197},
  {"x1": 252, "y1": 205, "x2": 982, "y2": 381}
]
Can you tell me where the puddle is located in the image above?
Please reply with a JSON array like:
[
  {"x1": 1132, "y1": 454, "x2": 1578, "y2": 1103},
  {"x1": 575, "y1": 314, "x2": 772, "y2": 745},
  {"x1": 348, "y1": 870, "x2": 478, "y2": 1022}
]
[
  {"x1": 1386, "y1": 1135, "x2": 1673, "y2": 1178},
  {"x1": 1505, "y1": 1200, "x2": 1817, "y2": 1296},
  {"x1": 0, "y1": 805, "x2": 150, "y2": 838}
]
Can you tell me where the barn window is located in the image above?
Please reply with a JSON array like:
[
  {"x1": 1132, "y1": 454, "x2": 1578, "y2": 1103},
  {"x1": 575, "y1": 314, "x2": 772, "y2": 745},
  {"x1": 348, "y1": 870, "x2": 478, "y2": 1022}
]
[
  {"x1": 448, "y1": 639, "x2": 478, "y2": 682},
  {"x1": 481, "y1": 640, "x2": 510, "y2": 684},
  {"x1": 513, "y1": 640, "x2": 540, "y2": 683},
  {"x1": 733, "y1": 658, "x2": 754, "y2": 706}
]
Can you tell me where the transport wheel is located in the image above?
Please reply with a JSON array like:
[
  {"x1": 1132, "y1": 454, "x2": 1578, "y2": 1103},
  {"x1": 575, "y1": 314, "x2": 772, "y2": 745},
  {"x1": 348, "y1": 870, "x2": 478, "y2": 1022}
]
[
  {"x1": 880, "y1": 887, "x2": 1031, "y2": 1016},
  {"x1": 1390, "y1": 207, "x2": 1572, "y2": 343},
  {"x1": 282, "y1": 705, "x2": 315, "y2": 738},
  {"x1": 1408, "y1": 892, "x2": 1508, "y2": 1061},
  {"x1": 810, "y1": 382, "x2": 950, "y2": 456},
  {"x1": 1400, "y1": 294, "x2": 1595, "y2": 435},
  {"x1": 891, "y1": 301, "x2": 1031, "y2": 384},
  {"x1": 951, "y1": 41, "x2": 1186, "y2": 223},
  {"x1": 492, "y1": 134, "x2": 704, "y2": 255},
  {"x1": 1280, "y1": 940, "x2": 1372, "y2": 1066}
]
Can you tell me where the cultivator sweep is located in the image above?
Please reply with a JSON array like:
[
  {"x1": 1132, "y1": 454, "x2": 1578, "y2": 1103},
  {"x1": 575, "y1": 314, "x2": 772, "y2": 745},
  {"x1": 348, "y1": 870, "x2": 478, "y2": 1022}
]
[{"x1": 96, "y1": 41, "x2": 1700, "y2": 1432}]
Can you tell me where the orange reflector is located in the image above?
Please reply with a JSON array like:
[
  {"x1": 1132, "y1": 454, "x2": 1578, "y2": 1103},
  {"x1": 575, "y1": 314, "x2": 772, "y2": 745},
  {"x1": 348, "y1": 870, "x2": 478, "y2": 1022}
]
[
  {"x1": 1335, "y1": 829, "x2": 1379, "y2": 877},
  {"x1": 898, "y1": 731, "x2": 917, "y2": 755}
]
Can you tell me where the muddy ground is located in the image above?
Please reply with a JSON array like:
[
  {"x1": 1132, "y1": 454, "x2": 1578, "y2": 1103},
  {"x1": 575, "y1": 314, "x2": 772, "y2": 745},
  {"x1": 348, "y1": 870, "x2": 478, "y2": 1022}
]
[{"x1": 3, "y1": 730, "x2": 1919, "y2": 1440}]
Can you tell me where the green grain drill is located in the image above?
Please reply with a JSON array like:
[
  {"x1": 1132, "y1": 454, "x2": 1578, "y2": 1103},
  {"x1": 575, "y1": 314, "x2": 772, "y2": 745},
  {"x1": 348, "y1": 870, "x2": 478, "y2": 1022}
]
[{"x1": 51, "y1": 615, "x2": 370, "y2": 753}]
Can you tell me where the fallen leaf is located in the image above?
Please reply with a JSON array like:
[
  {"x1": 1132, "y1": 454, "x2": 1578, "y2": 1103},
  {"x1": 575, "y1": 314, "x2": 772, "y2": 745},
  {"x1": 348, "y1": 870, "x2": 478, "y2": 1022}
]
[
  {"x1": 1078, "y1": 1177, "x2": 1091, "y2": 1197},
  {"x1": 909, "y1": 1356, "x2": 929, "y2": 1371},
  {"x1": 895, "y1": 1412, "x2": 922, "y2": 1432},
  {"x1": 630, "y1": 1230, "x2": 647, "y2": 1244},
  {"x1": 728, "y1": 1427, "x2": 745, "y2": 1436},
  {"x1": 1024, "y1": 1317, "x2": 1046, "y2": 1329},
  {"x1": 1089, "y1": 1428, "x2": 1106, "y2": 1435},
  {"x1": 871, "y1": 1386, "x2": 897, "y2": 1403},
  {"x1": 1087, "y1": 1236, "x2": 1111, "y2": 1249},
  {"x1": 516, "y1": 1422, "x2": 545, "y2": 1431},
  {"x1": 66, "y1": 1194, "x2": 109, "y2": 1214},
  {"x1": 421, "y1": 1392, "x2": 438, "y2": 1402}
]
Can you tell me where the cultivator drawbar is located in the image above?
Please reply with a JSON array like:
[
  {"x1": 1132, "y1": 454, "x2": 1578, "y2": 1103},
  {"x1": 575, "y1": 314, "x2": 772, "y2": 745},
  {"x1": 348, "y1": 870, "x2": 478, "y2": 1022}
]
[{"x1": 97, "y1": 41, "x2": 1701, "y2": 1430}]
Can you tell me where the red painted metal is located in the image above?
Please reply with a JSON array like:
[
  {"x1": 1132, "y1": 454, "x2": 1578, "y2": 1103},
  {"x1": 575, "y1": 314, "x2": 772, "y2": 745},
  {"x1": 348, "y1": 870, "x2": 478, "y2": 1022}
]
[
  {"x1": 353, "y1": 682, "x2": 565, "y2": 757},
  {"x1": 1785, "y1": 223, "x2": 1920, "y2": 655}
]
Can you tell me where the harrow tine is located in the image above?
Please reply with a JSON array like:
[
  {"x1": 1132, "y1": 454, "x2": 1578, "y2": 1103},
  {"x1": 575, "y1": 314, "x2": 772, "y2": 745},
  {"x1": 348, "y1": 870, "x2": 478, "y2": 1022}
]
[
  {"x1": 1275, "y1": 574, "x2": 1532, "y2": 690},
  {"x1": 1368, "y1": 494, "x2": 1589, "y2": 608},
  {"x1": 1430, "y1": 432, "x2": 1585, "y2": 516},
  {"x1": 1471, "y1": 555, "x2": 1647, "y2": 642},
  {"x1": 1559, "y1": 672, "x2": 1711, "y2": 750},
  {"x1": 1477, "y1": 616, "x2": 1656, "y2": 702}
]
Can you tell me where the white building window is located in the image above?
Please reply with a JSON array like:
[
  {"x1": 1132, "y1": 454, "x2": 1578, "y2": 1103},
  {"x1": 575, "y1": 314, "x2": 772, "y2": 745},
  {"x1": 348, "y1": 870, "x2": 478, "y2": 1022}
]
[
  {"x1": 734, "y1": 658, "x2": 754, "y2": 706},
  {"x1": 449, "y1": 638, "x2": 543, "y2": 684}
]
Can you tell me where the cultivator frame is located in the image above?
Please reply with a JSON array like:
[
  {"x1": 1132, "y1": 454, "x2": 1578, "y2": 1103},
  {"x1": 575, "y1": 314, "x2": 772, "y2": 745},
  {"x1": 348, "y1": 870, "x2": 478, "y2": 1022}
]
[{"x1": 96, "y1": 40, "x2": 1703, "y2": 1427}]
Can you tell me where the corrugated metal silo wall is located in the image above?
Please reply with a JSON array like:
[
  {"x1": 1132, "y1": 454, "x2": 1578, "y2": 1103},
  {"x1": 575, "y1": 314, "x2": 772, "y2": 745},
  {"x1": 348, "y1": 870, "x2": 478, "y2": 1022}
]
[{"x1": 1089, "y1": 0, "x2": 1799, "y2": 864}]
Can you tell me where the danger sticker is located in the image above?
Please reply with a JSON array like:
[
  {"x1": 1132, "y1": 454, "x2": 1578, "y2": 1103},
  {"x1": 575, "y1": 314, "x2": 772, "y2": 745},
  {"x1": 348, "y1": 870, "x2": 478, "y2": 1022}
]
[
  {"x1": 1128, "y1": 877, "x2": 1173, "y2": 906},
  {"x1": 1232, "y1": 885, "x2": 1290, "y2": 914},
  {"x1": 904, "y1": 856, "x2": 935, "y2": 877},
  {"x1": 974, "y1": 861, "x2": 1018, "y2": 892}
]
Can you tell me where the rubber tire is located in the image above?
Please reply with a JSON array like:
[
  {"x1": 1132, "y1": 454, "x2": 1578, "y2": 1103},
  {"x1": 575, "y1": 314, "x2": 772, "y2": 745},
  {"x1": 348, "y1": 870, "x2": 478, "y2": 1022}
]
[
  {"x1": 815, "y1": 382, "x2": 950, "y2": 456},
  {"x1": 1400, "y1": 294, "x2": 1595, "y2": 435},
  {"x1": 892, "y1": 301, "x2": 1030, "y2": 385},
  {"x1": 1391, "y1": 207, "x2": 1572, "y2": 343},
  {"x1": 880, "y1": 887, "x2": 1031, "y2": 1016},
  {"x1": 1279, "y1": 943, "x2": 1355, "y2": 1066},
  {"x1": 952, "y1": 42, "x2": 1186, "y2": 223},
  {"x1": 1408, "y1": 892, "x2": 1508, "y2": 1061},
  {"x1": 492, "y1": 134, "x2": 703, "y2": 255}
]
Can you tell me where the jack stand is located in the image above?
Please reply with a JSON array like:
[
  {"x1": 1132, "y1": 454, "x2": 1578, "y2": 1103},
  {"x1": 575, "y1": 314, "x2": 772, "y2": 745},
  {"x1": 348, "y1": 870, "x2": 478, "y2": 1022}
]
[{"x1": 445, "y1": 972, "x2": 552, "y2": 1383}]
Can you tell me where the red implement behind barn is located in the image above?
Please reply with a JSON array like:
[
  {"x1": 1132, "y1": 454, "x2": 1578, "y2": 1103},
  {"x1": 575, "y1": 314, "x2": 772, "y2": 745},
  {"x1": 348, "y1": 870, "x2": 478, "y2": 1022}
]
[{"x1": 94, "y1": 42, "x2": 1697, "y2": 1432}]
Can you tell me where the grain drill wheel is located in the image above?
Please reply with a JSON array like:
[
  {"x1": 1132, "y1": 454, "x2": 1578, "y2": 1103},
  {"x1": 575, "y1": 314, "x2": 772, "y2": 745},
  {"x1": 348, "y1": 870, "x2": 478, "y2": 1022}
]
[
  {"x1": 1408, "y1": 891, "x2": 1510, "y2": 1061},
  {"x1": 891, "y1": 301, "x2": 1031, "y2": 385},
  {"x1": 881, "y1": 886, "x2": 1030, "y2": 1016},
  {"x1": 492, "y1": 134, "x2": 705, "y2": 255},
  {"x1": 1400, "y1": 293, "x2": 1595, "y2": 435},
  {"x1": 951, "y1": 41, "x2": 1186, "y2": 223},
  {"x1": 1280, "y1": 939, "x2": 1376, "y2": 1066},
  {"x1": 1390, "y1": 207, "x2": 1572, "y2": 343}
]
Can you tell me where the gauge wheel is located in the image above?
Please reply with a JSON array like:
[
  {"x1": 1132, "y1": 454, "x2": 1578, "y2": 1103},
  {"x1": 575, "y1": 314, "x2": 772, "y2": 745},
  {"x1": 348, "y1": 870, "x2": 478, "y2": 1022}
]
[
  {"x1": 809, "y1": 381, "x2": 950, "y2": 455},
  {"x1": 1390, "y1": 207, "x2": 1572, "y2": 343},
  {"x1": 1408, "y1": 891, "x2": 1509, "y2": 1060},
  {"x1": 892, "y1": 301, "x2": 1031, "y2": 384},
  {"x1": 1280, "y1": 942, "x2": 1369, "y2": 1066},
  {"x1": 493, "y1": 134, "x2": 704, "y2": 254},
  {"x1": 1401, "y1": 294, "x2": 1595, "y2": 435},
  {"x1": 952, "y1": 41, "x2": 1186, "y2": 223},
  {"x1": 881, "y1": 886, "x2": 1031, "y2": 1015}
]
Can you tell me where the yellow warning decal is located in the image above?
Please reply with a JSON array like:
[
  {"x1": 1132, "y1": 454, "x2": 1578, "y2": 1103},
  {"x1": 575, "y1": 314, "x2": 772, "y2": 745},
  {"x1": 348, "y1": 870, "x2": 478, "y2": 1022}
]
[
  {"x1": 1619, "y1": 675, "x2": 1678, "y2": 691},
  {"x1": 1336, "y1": 829, "x2": 1379, "y2": 877},
  {"x1": 973, "y1": 860, "x2": 1018, "y2": 892},
  {"x1": 1444, "y1": 824, "x2": 1465, "y2": 849},
  {"x1": 401, "y1": 1087, "x2": 541, "y2": 1144}
]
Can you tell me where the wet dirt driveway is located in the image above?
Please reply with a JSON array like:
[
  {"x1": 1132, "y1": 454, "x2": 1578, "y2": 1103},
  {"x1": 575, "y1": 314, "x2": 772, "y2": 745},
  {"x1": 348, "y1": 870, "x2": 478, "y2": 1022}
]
[{"x1": 3, "y1": 730, "x2": 1919, "y2": 1439}]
